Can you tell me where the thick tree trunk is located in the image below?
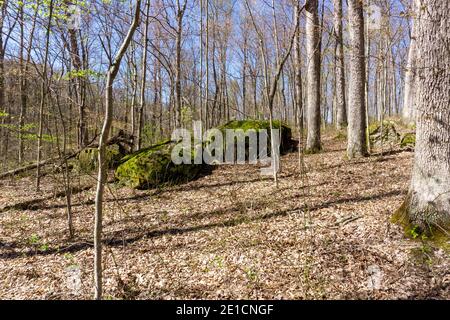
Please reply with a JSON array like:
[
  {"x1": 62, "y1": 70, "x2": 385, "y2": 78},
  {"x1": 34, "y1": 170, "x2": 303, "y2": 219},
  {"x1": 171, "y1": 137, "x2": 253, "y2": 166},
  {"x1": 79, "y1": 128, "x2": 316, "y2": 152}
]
[
  {"x1": 333, "y1": 0, "x2": 347, "y2": 130},
  {"x1": 305, "y1": 0, "x2": 321, "y2": 153},
  {"x1": 401, "y1": 0, "x2": 450, "y2": 231},
  {"x1": 346, "y1": 0, "x2": 368, "y2": 159}
]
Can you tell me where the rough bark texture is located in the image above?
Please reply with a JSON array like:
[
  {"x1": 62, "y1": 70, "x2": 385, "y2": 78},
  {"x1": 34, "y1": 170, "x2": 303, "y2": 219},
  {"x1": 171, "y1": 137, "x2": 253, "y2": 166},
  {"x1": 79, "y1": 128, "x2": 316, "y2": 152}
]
[
  {"x1": 346, "y1": 0, "x2": 368, "y2": 159},
  {"x1": 405, "y1": 0, "x2": 450, "y2": 230},
  {"x1": 175, "y1": 0, "x2": 187, "y2": 128},
  {"x1": 305, "y1": 0, "x2": 321, "y2": 153},
  {"x1": 333, "y1": 0, "x2": 347, "y2": 130},
  {"x1": 295, "y1": 3, "x2": 303, "y2": 134},
  {"x1": 402, "y1": 4, "x2": 417, "y2": 124}
]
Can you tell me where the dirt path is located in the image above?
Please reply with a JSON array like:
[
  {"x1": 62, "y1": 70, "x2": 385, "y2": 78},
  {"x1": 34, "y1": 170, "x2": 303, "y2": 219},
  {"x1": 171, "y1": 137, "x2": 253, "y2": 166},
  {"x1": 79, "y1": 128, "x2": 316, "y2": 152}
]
[{"x1": 0, "y1": 135, "x2": 448, "y2": 299}]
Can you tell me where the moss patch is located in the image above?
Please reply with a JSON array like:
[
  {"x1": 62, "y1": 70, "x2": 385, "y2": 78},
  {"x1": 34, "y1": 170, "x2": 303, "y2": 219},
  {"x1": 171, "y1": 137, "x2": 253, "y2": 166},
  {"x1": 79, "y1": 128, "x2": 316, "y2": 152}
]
[
  {"x1": 400, "y1": 133, "x2": 415, "y2": 149},
  {"x1": 333, "y1": 131, "x2": 347, "y2": 141},
  {"x1": 392, "y1": 199, "x2": 450, "y2": 253},
  {"x1": 218, "y1": 119, "x2": 295, "y2": 155},
  {"x1": 76, "y1": 145, "x2": 123, "y2": 173},
  {"x1": 115, "y1": 140, "x2": 204, "y2": 189},
  {"x1": 369, "y1": 120, "x2": 400, "y2": 147}
]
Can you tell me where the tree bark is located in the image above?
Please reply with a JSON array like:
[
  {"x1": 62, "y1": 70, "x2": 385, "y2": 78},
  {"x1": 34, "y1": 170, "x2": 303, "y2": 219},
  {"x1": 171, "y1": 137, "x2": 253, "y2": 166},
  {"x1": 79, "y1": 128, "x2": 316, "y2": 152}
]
[
  {"x1": 175, "y1": 0, "x2": 187, "y2": 128},
  {"x1": 36, "y1": 0, "x2": 54, "y2": 191},
  {"x1": 346, "y1": 0, "x2": 368, "y2": 159},
  {"x1": 402, "y1": 4, "x2": 417, "y2": 124},
  {"x1": 333, "y1": 0, "x2": 347, "y2": 130},
  {"x1": 305, "y1": 0, "x2": 321, "y2": 153},
  {"x1": 137, "y1": 0, "x2": 150, "y2": 150},
  {"x1": 401, "y1": 0, "x2": 450, "y2": 231}
]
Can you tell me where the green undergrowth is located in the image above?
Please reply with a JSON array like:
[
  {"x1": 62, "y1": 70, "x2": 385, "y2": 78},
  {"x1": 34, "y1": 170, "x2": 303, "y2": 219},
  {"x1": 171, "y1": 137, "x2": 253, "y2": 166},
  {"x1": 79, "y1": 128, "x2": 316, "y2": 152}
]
[{"x1": 392, "y1": 200, "x2": 450, "y2": 255}]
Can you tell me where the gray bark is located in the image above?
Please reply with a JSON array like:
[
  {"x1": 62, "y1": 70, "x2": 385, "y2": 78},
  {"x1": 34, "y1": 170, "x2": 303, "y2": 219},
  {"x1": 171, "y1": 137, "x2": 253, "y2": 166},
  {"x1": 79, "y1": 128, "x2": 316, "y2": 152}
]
[
  {"x1": 402, "y1": 5, "x2": 417, "y2": 124},
  {"x1": 333, "y1": 0, "x2": 346, "y2": 130},
  {"x1": 305, "y1": 0, "x2": 321, "y2": 153},
  {"x1": 405, "y1": 0, "x2": 450, "y2": 230},
  {"x1": 346, "y1": 0, "x2": 368, "y2": 159}
]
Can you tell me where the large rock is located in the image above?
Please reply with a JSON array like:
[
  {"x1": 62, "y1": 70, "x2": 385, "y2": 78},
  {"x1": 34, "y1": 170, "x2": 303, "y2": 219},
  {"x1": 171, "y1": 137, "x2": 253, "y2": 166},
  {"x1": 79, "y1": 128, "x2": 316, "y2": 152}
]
[
  {"x1": 115, "y1": 140, "x2": 204, "y2": 189},
  {"x1": 114, "y1": 120, "x2": 295, "y2": 190},
  {"x1": 218, "y1": 119, "x2": 296, "y2": 155},
  {"x1": 369, "y1": 120, "x2": 400, "y2": 147},
  {"x1": 400, "y1": 132, "x2": 416, "y2": 150},
  {"x1": 76, "y1": 145, "x2": 123, "y2": 173}
]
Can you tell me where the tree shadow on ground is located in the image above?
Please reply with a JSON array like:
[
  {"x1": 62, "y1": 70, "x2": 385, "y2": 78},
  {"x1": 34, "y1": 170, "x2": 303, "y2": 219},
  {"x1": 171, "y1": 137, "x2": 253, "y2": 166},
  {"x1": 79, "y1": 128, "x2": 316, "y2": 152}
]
[
  {"x1": 0, "y1": 185, "x2": 93, "y2": 213},
  {"x1": 0, "y1": 189, "x2": 404, "y2": 260}
]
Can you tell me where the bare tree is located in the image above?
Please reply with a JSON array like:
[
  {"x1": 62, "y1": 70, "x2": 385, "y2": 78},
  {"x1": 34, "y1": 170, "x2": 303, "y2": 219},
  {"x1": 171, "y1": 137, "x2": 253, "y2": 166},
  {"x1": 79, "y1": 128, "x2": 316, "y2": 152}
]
[
  {"x1": 397, "y1": 0, "x2": 450, "y2": 233},
  {"x1": 36, "y1": 0, "x2": 54, "y2": 191},
  {"x1": 305, "y1": 0, "x2": 321, "y2": 153},
  {"x1": 346, "y1": 0, "x2": 368, "y2": 159},
  {"x1": 175, "y1": 0, "x2": 187, "y2": 127},
  {"x1": 137, "y1": 0, "x2": 151, "y2": 150},
  {"x1": 333, "y1": 0, "x2": 346, "y2": 130},
  {"x1": 94, "y1": 0, "x2": 141, "y2": 300},
  {"x1": 402, "y1": 2, "x2": 417, "y2": 124}
]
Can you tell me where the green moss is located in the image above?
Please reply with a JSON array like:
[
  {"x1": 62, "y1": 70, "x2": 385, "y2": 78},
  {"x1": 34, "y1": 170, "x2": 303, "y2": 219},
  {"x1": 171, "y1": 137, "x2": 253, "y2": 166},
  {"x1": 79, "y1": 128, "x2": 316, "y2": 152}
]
[
  {"x1": 400, "y1": 133, "x2": 415, "y2": 149},
  {"x1": 115, "y1": 140, "x2": 204, "y2": 189},
  {"x1": 76, "y1": 145, "x2": 123, "y2": 172},
  {"x1": 218, "y1": 119, "x2": 294, "y2": 154},
  {"x1": 304, "y1": 146, "x2": 322, "y2": 155},
  {"x1": 333, "y1": 131, "x2": 347, "y2": 141},
  {"x1": 369, "y1": 120, "x2": 400, "y2": 146},
  {"x1": 392, "y1": 199, "x2": 450, "y2": 253},
  {"x1": 368, "y1": 122, "x2": 380, "y2": 136}
]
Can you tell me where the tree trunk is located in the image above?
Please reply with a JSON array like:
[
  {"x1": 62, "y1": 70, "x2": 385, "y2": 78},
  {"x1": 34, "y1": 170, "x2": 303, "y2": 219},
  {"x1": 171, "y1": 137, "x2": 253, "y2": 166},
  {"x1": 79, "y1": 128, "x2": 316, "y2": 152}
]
[
  {"x1": 94, "y1": 0, "x2": 140, "y2": 299},
  {"x1": 65, "y1": 1, "x2": 88, "y2": 148},
  {"x1": 295, "y1": 2, "x2": 303, "y2": 138},
  {"x1": 400, "y1": 0, "x2": 450, "y2": 232},
  {"x1": 175, "y1": 0, "x2": 187, "y2": 128},
  {"x1": 402, "y1": 4, "x2": 417, "y2": 124},
  {"x1": 346, "y1": 0, "x2": 368, "y2": 159},
  {"x1": 137, "y1": 0, "x2": 150, "y2": 150},
  {"x1": 36, "y1": 0, "x2": 54, "y2": 191},
  {"x1": 333, "y1": 0, "x2": 347, "y2": 130},
  {"x1": 305, "y1": 0, "x2": 321, "y2": 153}
]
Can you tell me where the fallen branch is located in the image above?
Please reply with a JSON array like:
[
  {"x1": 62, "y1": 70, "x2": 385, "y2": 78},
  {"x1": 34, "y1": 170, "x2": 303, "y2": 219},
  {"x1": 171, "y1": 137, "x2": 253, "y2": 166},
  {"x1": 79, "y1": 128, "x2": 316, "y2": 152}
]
[{"x1": 0, "y1": 131, "x2": 133, "y2": 179}]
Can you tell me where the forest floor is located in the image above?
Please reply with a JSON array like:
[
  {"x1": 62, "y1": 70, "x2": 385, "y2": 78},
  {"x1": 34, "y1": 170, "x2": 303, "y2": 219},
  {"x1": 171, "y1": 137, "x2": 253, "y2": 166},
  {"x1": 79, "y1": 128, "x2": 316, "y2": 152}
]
[{"x1": 0, "y1": 131, "x2": 449, "y2": 299}]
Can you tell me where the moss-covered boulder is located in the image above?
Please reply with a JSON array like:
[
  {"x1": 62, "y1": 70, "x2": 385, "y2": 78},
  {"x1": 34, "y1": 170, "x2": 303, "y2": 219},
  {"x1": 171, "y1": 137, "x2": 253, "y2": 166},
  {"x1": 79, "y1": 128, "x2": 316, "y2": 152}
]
[
  {"x1": 400, "y1": 132, "x2": 416, "y2": 149},
  {"x1": 76, "y1": 145, "x2": 123, "y2": 172},
  {"x1": 217, "y1": 119, "x2": 295, "y2": 155},
  {"x1": 369, "y1": 120, "x2": 400, "y2": 147},
  {"x1": 115, "y1": 140, "x2": 204, "y2": 189}
]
